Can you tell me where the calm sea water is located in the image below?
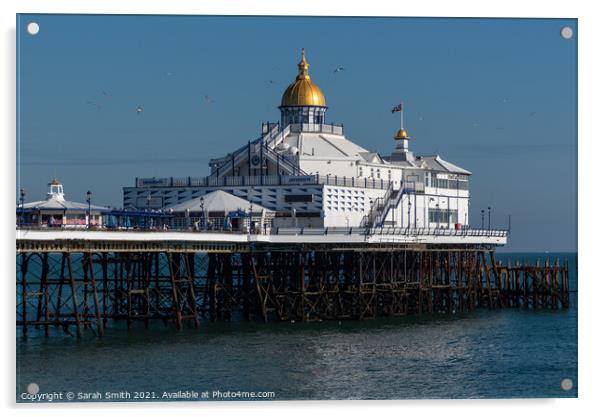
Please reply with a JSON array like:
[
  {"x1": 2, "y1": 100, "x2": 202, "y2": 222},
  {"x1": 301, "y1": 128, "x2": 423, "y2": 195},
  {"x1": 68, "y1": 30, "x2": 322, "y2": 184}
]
[{"x1": 16, "y1": 252, "x2": 577, "y2": 401}]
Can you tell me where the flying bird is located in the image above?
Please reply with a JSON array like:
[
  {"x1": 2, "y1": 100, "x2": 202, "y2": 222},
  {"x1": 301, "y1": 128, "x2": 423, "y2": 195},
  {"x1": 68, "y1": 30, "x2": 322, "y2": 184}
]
[
  {"x1": 136, "y1": 105, "x2": 144, "y2": 115},
  {"x1": 203, "y1": 95, "x2": 215, "y2": 104},
  {"x1": 101, "y1": 90, "x2": 112, "y2": 97},
  {"x1": 86, "y1": 101, "x2": 102, "y2": 110},
  {"x1": 268, "y1": 80, "x2": 277, "y2": 85},
  {"x1": 528, "y1": 111, "x2": 537, "y2": 117},
  {"x1": 333, "y1": 66, "x2": 345, "y2": 73}
]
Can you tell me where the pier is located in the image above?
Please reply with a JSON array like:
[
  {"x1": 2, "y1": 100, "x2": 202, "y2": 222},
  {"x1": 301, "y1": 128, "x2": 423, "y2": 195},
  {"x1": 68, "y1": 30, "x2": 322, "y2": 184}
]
[{"x1": 16, "y1": 229, "x2": 569, "y2": 337}]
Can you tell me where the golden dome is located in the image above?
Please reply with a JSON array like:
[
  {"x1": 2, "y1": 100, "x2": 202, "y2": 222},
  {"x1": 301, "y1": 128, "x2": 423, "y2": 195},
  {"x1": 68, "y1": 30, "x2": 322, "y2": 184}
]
[
  {"x1": 281, "y1": 48, "x2": 326, "y2": 107},
  {"x1": 394, "y1": 128, "x2": 410, "y2": 140}
]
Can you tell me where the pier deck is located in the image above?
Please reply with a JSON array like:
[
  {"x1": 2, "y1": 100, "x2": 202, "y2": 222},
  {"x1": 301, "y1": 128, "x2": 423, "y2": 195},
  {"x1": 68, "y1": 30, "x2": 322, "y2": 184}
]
[{"x1": 17, "y1": 228, "x2": 507, "y2": 252}]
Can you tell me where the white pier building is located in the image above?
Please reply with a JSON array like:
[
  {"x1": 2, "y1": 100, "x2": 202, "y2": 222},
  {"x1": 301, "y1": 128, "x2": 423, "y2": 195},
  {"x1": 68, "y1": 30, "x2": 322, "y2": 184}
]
[{"x1": 123, "y1": 50, "x2": 475, "y2": 234}]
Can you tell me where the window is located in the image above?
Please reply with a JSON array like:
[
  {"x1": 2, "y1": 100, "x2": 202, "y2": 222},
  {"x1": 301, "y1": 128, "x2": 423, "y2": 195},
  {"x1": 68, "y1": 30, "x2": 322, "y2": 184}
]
[{"x1": 428, "y1": 208, "x2": 458, "y2": 224}]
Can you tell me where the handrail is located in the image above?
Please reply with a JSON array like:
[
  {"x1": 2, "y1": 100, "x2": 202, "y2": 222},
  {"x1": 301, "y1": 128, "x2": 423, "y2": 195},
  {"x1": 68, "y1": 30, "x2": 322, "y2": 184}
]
[
  {"x1": 136, "y1": 175, "x2": 392, "y2": 190},
  {"x1": 16, "y1": 224, "x2": 509, "y2": 238}
]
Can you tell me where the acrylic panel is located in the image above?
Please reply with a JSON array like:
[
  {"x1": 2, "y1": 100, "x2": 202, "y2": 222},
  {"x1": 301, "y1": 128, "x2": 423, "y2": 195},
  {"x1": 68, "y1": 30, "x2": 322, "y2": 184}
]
[{"x1": 16, "y1": 14, "x2": 577, "y2": 402}]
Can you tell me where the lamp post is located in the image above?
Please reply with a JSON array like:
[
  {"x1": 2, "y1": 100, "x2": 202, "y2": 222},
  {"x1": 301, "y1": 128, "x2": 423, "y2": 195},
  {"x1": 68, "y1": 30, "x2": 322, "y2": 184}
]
[
  {"x1": 249, "y1": 202, "x2": 254, "y2": 235},
  {"x1": 407, "y1": 199, "x2": 412, "y2": 231},
  {"x1": 481, "y1": 209, "x2": 485, "y2": 229},
  {"x1": 86, "y1": 190, "x2": 92, "y2": 229},
  {"x1": 19, "y1": 188, "x2": 25, "y2": 227},
  {"x1": 488, "y1": 206, "x2": 491, "y2": 230},
  {"x1": 200, "y1": 196, "x2": 205, "y2": 231},
  {"x1": 146, "y1": 194, "x2": 152, "y2": 229}
]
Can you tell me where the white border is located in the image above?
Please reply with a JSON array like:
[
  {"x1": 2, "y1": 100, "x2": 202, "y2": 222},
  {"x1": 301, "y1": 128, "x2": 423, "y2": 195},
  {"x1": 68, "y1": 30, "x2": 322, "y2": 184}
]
[{"x1": 2, "y1": 1, "x2": 599, "y2": 416}]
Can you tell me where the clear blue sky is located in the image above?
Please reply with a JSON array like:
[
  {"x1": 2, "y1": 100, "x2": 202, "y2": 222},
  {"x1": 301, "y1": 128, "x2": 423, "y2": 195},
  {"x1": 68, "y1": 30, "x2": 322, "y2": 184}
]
[{"x1": 16, "y1": 14, "x2": 577, "y2": 252}]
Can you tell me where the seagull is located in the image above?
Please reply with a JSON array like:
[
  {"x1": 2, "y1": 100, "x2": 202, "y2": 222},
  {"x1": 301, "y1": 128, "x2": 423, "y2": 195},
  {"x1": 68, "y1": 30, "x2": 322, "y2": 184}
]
[
  {"x1": 136, "y1": 105, "x2": 143, "y2": 115},
  {"x1": 203, "y1": 95, "x2": 215, "y2": 104},
  {"x1": 101, "y1": 90, "x2": 112, "y2": 97},
  {"x1": 268, "y1": 80, "x2": 277, "y2": 85},
  {"x1": 418, "y1": 116, "x2": 425, "y2": 121},
  {"x1": 502, "y1": 97, "x2": 510, "y2": 103},
  {"x1": 165, "y1": 71, "x2": 174, "y2": 77},
  {"x1": 333, "y1": 66, "x2": 345, "y2": 73},
  {"x1": 86, "y1": 101, "x2": 102, "y2": 110}
]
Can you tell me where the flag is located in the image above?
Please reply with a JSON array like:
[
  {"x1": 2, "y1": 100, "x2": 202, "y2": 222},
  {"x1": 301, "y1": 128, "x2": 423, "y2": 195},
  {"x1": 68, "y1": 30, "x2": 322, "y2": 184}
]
[{"x1": 391, "y1": 103, "x2": 403, "y2": 113}]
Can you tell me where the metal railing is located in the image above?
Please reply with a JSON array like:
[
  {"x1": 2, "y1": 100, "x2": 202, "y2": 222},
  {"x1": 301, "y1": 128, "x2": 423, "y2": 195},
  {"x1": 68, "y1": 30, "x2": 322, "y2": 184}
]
[
  {"x1": 288, "y1": 123, "x2": 344, "y2": 135},
  {"x1": 135, "y1": 174, "x2": 392, "y2": 190},
  {"x1": 368, "y1": 227, "x2": 508, "y2": 237},
  {"x1": 17, "y1": 224, "x2": 508, "y2": 238}
]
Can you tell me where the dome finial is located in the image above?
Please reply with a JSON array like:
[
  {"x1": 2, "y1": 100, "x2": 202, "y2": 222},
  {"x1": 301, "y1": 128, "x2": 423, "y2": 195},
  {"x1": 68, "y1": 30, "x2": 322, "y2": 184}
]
[
  {"x1": 394, "y1": 128, "x2": 410, "y2": 140},
  {"x1": 297, "y1": 48, "x2": 310, "y2": 80}
]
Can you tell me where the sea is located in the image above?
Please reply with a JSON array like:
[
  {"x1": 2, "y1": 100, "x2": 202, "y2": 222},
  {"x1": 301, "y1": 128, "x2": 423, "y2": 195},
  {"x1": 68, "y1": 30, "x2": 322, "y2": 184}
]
[{"x1": 16, "y1": 252, "x2": 577, "y2": 401}]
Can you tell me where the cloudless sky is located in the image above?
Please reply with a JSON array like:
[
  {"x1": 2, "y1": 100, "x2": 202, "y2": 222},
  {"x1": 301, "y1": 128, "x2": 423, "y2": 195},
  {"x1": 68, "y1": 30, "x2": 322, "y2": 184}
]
[{"x1": 16, "y1": 14, "x2": 577, "y2": 251}]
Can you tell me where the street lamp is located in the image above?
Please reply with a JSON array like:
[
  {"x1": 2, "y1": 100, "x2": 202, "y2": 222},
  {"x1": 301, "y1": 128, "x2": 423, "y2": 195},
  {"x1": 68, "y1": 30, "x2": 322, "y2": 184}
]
[
  {"x1": 19, "y1": 188, "x2": 25, "y2": 227},
  {"x1": 488, "y1": 206, "x2": 492, "y2": 230},
  {"x1": 86, "y1": 190, "x2": 92, "y2": 229},
  {"x1": 407, "y1": 199, "x2": 412, "y2": 231},
  {"x1": 481, "y1": 209, "x2": 485, "y2": 229},
  {"x1": 200, "y1": 196, "x2": 205, "y2": 231},
  {"x1": 146, "y1": 194, "x2": 152, "y2": 229},
  {"x1": 248, "y1": 202, "x2": 254, "y2": 234}
]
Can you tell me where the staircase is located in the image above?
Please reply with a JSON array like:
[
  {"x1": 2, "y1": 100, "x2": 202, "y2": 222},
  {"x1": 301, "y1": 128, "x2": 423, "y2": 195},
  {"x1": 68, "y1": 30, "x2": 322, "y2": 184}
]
[
  {"x1": 209, "y1": 124, "x2": 308, "y2": 177},
  {"x1": 361, "y1": 182, "x2": 410, "y2": 229}
]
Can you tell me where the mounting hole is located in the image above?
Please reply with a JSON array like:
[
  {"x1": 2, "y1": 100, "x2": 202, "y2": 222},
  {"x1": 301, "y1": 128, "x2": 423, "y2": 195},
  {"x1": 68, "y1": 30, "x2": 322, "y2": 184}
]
[
  {"x1": 560, "y1": 26, "x2": 573, "y2": 40},
  {"x1": 560, "y1": 378, "x2": 573, "y2": 391},
  {"x1": 26, "y1": 22, "x2": 40, "y2": 35},
  {"x1": 27, "y1": 382, "x2": 40, "y2": 395}
]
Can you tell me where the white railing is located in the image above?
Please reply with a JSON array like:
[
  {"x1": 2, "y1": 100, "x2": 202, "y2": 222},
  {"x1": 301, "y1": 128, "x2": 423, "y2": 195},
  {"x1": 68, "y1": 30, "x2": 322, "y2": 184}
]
[
  {"x1": 288, "y1": 123, "x2": 344, "y2": 135},
  {"x1": 17, "y1": 225, "x2": 509, "y2": 238},
  {"x1": 136, "y1": 175, "x2": 392, "y2": 190}
]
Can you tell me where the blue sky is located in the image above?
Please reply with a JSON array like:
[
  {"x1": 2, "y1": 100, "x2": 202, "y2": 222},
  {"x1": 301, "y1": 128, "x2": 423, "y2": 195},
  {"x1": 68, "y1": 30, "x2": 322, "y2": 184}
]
[{"x1": 16, "y1": 15, "x2": 577, "y2": 251}]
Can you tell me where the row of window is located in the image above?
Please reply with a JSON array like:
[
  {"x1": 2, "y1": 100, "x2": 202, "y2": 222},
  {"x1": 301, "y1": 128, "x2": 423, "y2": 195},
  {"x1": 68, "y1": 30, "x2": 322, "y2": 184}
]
[
  {"x1": 358, "y1": 167, "x2": 392, "y2": 180},
  {"x1": 428, "y1": 208, "x2": 459, "y2": 224},
  {"x1": 426, "y1": 178, "x2": 469, "y2": 190}
]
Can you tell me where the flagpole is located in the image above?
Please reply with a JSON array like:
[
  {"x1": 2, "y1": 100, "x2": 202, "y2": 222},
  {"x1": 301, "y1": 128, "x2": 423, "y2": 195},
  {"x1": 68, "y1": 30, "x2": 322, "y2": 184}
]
[{"x1": 400, "y1": 102, "x2": 404, "y2": 130}]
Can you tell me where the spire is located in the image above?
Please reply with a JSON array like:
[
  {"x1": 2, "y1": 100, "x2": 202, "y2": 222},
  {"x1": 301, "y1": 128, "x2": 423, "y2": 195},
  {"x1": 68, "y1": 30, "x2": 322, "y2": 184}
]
[{"x1": 297, "y1": 48, "x2": 310, "y2": 80}]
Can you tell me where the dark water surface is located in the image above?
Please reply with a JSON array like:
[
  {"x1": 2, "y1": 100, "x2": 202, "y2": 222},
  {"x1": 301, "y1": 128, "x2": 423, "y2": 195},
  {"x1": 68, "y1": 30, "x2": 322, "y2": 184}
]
[{"x1": 16, "y1": 252, "x2": 577, "y2": 401}]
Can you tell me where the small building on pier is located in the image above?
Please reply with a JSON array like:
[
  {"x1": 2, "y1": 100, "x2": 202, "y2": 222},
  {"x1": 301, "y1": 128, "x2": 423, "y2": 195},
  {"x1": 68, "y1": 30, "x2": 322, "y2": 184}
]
[{"x1": 18, "y1": 178, "x2": 109, "y2": 228}]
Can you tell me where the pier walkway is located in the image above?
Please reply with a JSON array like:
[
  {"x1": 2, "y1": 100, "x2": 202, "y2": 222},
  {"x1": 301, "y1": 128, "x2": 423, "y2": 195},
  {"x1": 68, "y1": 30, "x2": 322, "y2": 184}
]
[{"x1": 17, "y1": 227, "x2": 508, "y2": 252}]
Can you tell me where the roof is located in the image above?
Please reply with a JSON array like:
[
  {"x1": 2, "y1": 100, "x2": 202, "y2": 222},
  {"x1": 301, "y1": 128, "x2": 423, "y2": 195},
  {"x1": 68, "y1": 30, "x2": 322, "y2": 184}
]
[
  {"x1": 166, "y1": 190, "x2": 272, "y2": 213},
  {"x1": 23, "y1": 197, "x2": 109, "y2": 212},
  {"x1": 280, "y1": 49, "x2": 326, "y2": 107},
  {"x1": 284, "y1": 133, "x2": 369, "y2": 159},
  {"x1": 417, "y1": 155, "x2": 472, "y2": 175},
  {"x1": 384, "y1": 154, "x2": 471, "y2": 174}
]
